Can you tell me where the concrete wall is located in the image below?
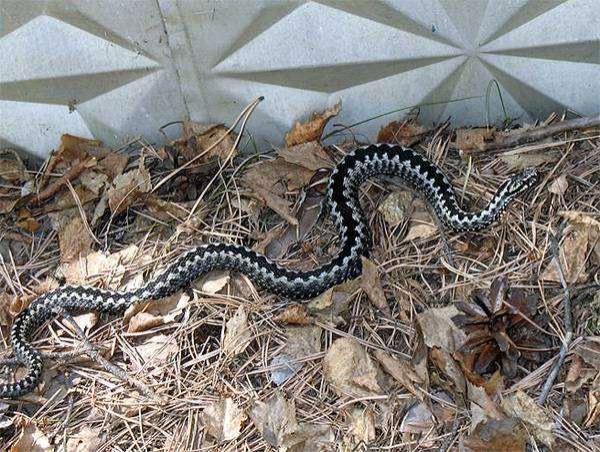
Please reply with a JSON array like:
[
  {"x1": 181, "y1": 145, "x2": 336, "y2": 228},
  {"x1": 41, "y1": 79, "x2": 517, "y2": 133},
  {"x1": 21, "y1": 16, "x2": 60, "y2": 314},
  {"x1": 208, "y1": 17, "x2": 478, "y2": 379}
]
[{"x1": 1, "y1": 0, "x2": 598, "y2": 158}]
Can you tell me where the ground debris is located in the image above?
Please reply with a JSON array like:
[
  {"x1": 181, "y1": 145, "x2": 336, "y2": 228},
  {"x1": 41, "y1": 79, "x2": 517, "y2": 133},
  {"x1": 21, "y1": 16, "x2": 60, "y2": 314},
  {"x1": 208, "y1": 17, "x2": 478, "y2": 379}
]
[{"x1": 1, "y1": 112, "x2": 598, "y2": 450}]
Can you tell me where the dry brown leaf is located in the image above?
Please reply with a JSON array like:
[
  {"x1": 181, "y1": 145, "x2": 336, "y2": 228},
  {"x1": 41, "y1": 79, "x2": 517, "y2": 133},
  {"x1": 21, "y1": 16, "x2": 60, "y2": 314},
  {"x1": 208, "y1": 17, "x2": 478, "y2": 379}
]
[
  {"x1": 456, "y1": 128, "x2": 495, "y2": 151},
  {"x1": 107, "y1": 160, "x2": 151, "y2": 214},
  {"x1": 402, "y1": 221, "x2": 438, "y2": 244},
  {"x1": 131, "y1": 334, "x2": 179, "y2": 375},
  {"x1": 250, "y1": 392, "x2": 332, "y2": 449},
  {"x1": 501, "y1": 390, "x2": 554, "y2": 448},
  {"x1": 461, "y1": 418, "x2": 527, "y2": 452},
  {"x1": 182, "y1": 122, "x2": 238, "y2": 162},
  {"x1": 273, "y1": 304, "x2": 312, "y2": 325},
  {"x1": 223, "y1": 305, "x2": 252, "y2": 356},
  {"x1": 417, "y1": 305, "x2": 468, "y2": 354},
  {"x1": 360, "y1": 257, "x2": 391, "y2": 317},
  {"x1": 467, "y1": 381, "x2": 503, "y2": 420},
  {"x1": 308, "y1": 277, "x2": 360, "y2": 325},
  {"x1": 144, "y1": 195, "x2": 190, "y2": 222},
  {"x1": 285, "y1": 101, "x2": 341, "y2": 146},
  {"x1": 249, "y1": 391, "x2": 298, "y2": 447},
  {"x1": 270, "y1": 325, "x2": 321, "y2": 385},
  {"x1": 585, "y1": 382, "x2": 600, "y2": 427},
  {"x1": 500, "y1": 151, "x2": 559, "y2": 169},
  {"x1": 323, "y1": 337, "x2": 387, "y2": 398},
  {"x1": 79, "y1": 170, "x2": 108, "y2": 195},
  {"x1": 58, "y1": 216, "x2": 93, "y2": 263},
  {"x1": 64, "y1": 426, "x2": 103, "y2": 452},
  {"x1": 542, "y1": 212, "x2": 600, "y2": 283},
  {"x1": 16, "y1": 208, "x2": 40, "y2": 233},
  {"x1": 62, "y1": 312, "x2": 98, "y2": 336},
  {"x1": 263, "y1": 194, "x2": 322, "y2": 260},
  {"x1": 373, "y1": 349, "x2": 423, "y2": 398},
  {"x1": 201, "y1": 397, "x2": 246, "y2": 442},
  {"x1": 126, "y1": 293, "x2": 189, "y2": 333},
  {"x1": 197, "y1": 269, "x2": 231, "y2": 294},
  {"x1": 399, "y1": 393, "x2": 454, "y2": 442},
  {"x1": 0, "y1": 150, "x2": 30, "y2": 184},
  {"x1": 548, "y1": 174, "x2": 568, "y2": 195},
  {"x1": 565, "y1": 354, "x2": 596, "y2": 393},
  {"x1": 10, "y1": 421, "x2": 51, "y2": 452},
  {"x1": 243, "y1": 157, "x2": 316, "y2": 224},
  {"x1": 56, "y1": 244, "x2": 139, "y2": 286},
  {"x1": 378, "y1": 192, "x2": 437, "y2": 242},
  {"x1": 377, "y1": 120, "x2": 426, "y2": 147},
  {"x1": 347, "y1": 406, "x2": 376, "y2": 444},
  {"x1": 431, "y1": 347, "x2": 467, "y2": 394},
  {"x1": 278, "y1": 142, "x2": 334, "y2": 171},
  {"x1": 575, "y1": 338, "x2": 600, "y2": 370}
]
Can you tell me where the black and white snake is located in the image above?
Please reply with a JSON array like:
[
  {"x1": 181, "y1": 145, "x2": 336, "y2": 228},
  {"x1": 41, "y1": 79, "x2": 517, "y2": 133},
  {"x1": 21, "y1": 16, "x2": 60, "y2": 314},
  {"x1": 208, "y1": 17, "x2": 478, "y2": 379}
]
[{"x1": 0, "y1": 144, "x2": 538, "y2": 398}]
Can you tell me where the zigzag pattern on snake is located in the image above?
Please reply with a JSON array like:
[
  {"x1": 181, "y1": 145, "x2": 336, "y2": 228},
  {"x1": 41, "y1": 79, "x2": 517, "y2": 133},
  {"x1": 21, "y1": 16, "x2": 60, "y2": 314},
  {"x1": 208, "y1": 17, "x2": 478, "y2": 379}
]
[{"x1": 0, "y1": 144, "x2": 538, "y2": 397}]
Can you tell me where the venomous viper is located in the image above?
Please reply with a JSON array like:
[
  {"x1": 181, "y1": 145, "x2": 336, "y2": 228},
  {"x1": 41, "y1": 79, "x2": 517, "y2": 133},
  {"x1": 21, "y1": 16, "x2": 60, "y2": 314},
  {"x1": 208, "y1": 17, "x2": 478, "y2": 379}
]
[{"x1": 0, "y1": 143, "x2": 538, "y2": 398}]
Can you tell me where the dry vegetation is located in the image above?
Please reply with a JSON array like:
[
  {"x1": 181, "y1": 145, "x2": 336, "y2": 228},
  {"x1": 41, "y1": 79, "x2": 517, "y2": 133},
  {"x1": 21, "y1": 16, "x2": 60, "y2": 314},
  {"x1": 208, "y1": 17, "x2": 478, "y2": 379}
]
[{"x1": 0, "y1": 101, "x2": 599, "y2": 451}]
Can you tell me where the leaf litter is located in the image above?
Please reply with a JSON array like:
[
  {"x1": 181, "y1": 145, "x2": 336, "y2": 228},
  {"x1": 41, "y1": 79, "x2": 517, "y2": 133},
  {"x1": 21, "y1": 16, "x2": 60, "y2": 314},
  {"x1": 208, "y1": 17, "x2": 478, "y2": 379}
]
[{"x1": 0, "y1": 104, "x2": 599, "y2": 450}]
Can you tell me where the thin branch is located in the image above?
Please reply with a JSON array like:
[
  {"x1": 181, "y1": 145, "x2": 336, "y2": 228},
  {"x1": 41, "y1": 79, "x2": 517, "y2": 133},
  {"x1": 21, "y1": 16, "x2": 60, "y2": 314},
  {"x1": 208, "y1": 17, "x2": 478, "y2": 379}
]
[
  {"x1": 468, "y1": 114, "x2": 600, "y2": 154},
  {"x1": 538, "y1": 222, "x2": 572, "y2": 405},
  {"x1": 58, "y1": 310, "x2": 157, "y2": 399}
]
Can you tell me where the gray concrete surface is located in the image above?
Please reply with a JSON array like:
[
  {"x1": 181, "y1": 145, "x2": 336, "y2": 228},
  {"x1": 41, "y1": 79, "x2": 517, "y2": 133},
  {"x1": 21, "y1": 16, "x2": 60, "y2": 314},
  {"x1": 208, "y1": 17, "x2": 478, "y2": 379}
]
[{"x1": 1, "y1": 0, "x2": 598, "y2": 158}]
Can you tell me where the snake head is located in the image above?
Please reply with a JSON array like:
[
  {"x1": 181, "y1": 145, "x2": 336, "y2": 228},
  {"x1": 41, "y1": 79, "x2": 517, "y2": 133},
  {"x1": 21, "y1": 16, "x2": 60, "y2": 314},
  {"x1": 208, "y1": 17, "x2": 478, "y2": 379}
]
[{"x1": 503, "y1": 168, "x2": 539, "y2": 197}]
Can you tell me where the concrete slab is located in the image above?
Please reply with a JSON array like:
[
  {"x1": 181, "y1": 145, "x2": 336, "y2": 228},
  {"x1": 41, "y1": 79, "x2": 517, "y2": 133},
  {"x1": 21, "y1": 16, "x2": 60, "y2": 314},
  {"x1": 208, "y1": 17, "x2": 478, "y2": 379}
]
[{"x1": 1, "y1": 0, "x2": 598, "y2": 158}]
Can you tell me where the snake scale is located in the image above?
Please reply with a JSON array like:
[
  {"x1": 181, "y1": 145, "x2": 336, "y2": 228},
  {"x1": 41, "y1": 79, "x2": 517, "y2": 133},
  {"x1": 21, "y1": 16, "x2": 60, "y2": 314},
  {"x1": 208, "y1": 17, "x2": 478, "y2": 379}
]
[{"x1": 0, "y1": 144, "x2": 538, "y2": 398}]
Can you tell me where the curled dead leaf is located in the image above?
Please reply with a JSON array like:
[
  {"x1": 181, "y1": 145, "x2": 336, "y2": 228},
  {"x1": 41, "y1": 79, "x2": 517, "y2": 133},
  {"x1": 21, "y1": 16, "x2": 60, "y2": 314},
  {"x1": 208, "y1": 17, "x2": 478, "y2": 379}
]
[
  {"x1": 131, "y1": 334, "x2": 179, "y2": 376},
  {"x1": 373, "y1": 349, "x2": 423, "y2": 398},
  {"x1": 273, "y1": 304, "x2": 312, "y2": 325},
  {"x1": 377, "y1": 119, "x2": 426, "y2": 147},
  {"x1": 542, "y1": 212, "x2": 600, "y2": 283},
  {"x1": 10, "y1": 421, "x2": 51, "y2": 452},
  {"x1": 285, "y1": 101, "x2": 341, "y2": 147},
  {"x1": 270, "y1": 325, "x2": 321, "y2": 385},
  {"x1": 347, "y1": 406, "x2": 376, "y2": 444},
  {"x1": 278, "y1": 142, "x2": 334, "y2": 171},
  {"x1": 250, "y1": 391, "x2": 298, "y2": 447},
  {"x1": 57, "y1": 215, "x2": 93, "y2": 263},
  {"x1": 65, "y1": 426, "x2": 103, "y2": 452},
  {"x1": 182, "y1": 122, "x2": 238, "y2": 162},
  {"x1": 417, "y1": 305, "x2": 467, "y2": 354},
  {"x1": 501, "y1": 390, "x2": 554, "y2": 448},
  {"x1": 456, "y1": 128, "x2": 495, "y2": 151},
  {"x1": 223, "y1": 305, "x2": 252, "y2": 356},
  {"x1": 107, "y1": 159, "x2": 151, "y2": 214},
  {"x1": 323, "y1": 337, "x2": 387, "y2": 398},
  {"x1": 56, "y1": 245, "x2": 140, "y2": 286},
  {"x1": 201, "y1": 397, "x2": 246, "y2": 442},
  {"x1": 360, "y1": 257, "x2": 391, "y2": 317},
  {"x1": 548, "y1": 175, "x2": 568, "y2": 195}
]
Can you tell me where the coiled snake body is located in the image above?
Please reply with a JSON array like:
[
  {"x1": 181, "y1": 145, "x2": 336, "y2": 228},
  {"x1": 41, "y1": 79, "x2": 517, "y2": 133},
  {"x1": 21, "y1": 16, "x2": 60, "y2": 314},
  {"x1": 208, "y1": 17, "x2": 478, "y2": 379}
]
[{"x1": 0, "y1": 144, "x2": 538, "y2": 397}]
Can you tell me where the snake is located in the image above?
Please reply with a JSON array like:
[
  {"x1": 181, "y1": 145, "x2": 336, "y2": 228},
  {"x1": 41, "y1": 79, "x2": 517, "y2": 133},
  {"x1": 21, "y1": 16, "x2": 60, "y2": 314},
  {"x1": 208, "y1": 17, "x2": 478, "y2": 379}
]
[{"x1": 0, "y1": 144, "x2": 538, "y2": 398}]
